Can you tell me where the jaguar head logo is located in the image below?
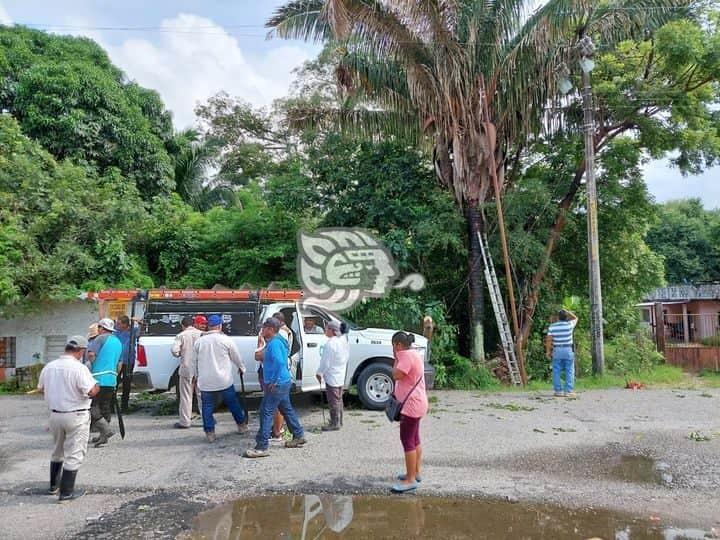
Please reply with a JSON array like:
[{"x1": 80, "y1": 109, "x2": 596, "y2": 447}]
[{"x1": 298, "y1": 228, "x2": 424, "y2": 312}]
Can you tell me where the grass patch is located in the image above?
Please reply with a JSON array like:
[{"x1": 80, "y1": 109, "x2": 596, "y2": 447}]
[
  {"x1": 698, "y1": 370, "x2": 720, "y2": 388},
  {"x1": 428, "y1": 395, "x2": 439, "y2": 404},
  {"x1": 484, "y1": 402, "x2": 536, "y2": 412},
  {"x1": 0, "y1": 381, "x2": 33, "y2": 394}
]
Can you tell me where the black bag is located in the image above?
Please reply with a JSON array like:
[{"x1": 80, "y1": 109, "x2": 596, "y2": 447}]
[{"x1": 384, "y1": 375, "x2": 423, "y2": 422}]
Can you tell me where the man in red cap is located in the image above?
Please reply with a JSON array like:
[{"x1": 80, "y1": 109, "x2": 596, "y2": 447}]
[{"x1": 193, "y1": 315, "x2": 208, "y2": 332}]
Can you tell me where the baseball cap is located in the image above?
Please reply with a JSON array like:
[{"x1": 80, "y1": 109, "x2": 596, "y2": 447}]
[
  {"x1": 66, "y1": 335, "x2": 89, "y2": 349},
  {"x1": 207, "y1": 314, "x2": 223, "y2": 327},
  {"x1": 193, "y1": 314, "x2": 208, "y2": 326},
  {"x1": 87, "y1": 323, "x2": 100, "y2": 339},
  {"x1": 262, "y1": 317, "x2": 281, "y2": 331},
  {"x1": 98, "y1": 318, "x2": 115, "y2": 332}
]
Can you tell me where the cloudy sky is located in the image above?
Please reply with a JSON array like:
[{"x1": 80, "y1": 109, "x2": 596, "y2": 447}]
[{"x1": 0, "y1": 1, "x2": 717, "y2": 208}]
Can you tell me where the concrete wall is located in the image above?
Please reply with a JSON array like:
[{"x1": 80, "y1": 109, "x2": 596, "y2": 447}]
[{"x1": 0, "y1": 302, "x2": 101, "y2": 368}]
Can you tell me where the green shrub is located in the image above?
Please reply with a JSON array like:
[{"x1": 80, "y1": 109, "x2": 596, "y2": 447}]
[
  {"x1": 700, "y1": 334, "x2": 720, "y2": 347},
  {"x1": 604, "y1": 332, "x2": 664, "y2": 375},
  {"x1": 444, "y1": 353, "x2": 499, "y2": 390}
]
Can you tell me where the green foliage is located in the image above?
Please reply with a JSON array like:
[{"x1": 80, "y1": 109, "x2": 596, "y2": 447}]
[
  {"x1": 0, "y1": 115, "x2": 154, "y2": 310},
  {"x1": 604, "y1": 332, "x2": 665, "y2": 376},
  {"x1": 700, "y1": 334, "x2": 720, "y2": 347},
  {"x1": 0, "y1": 26, "x2": 174, "y2": 199},
  {"x1": 646, "y1": 199, "x2": 720, "y2": 283}
]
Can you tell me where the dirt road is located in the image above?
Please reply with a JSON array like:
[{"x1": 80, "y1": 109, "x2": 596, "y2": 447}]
[{"x1": 1, "y1": 388, "x2": 718, "y2": 539}]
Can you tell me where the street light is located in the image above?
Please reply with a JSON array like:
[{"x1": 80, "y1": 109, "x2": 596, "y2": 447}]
[{"x1": 556, "y1": 36, "x2": 606, "y2": 375}]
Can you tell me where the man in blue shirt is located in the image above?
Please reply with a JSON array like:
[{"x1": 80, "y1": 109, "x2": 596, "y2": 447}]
[
  {"x1": 244, "y1": 317, "x2": 306, "y2": 458},
  {"x1": 90, "y1": 318, "x2": 122, "y2": 447},
  {"x1": 545, "y1": 309, "x2": 579, "y2": 398}
]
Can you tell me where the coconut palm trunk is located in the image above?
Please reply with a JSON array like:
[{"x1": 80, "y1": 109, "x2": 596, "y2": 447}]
[{"x1": 466, "y1": 201, "x2": 486, "y2": 361}]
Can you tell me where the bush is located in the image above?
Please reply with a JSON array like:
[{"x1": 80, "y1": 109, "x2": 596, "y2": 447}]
[
  {"x1": 444, "y1": 354, "x2": 499, "y2": 390},
  {"x1": 700, "y1": 334, "x2": 720, "y2": 347},
  {"x1": 604, "y1": 332, "x2": 664, "y2": 375},
  {"x1": 348, "y1": 293, "x2": 473, "y2": 389}
]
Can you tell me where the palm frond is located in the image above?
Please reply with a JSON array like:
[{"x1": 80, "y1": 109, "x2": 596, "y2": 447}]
[{"x1": 266, "y1": 0, "x2": 331, "y2": 41}]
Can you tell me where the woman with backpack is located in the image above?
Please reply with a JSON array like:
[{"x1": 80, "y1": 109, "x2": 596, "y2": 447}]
[{"x1": 390, "y1": 331, "x2": 428, "y2": 493}]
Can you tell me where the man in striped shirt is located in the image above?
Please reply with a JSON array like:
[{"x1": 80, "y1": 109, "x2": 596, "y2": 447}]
[{"x1": 545, "y1": 310, "x2": 578, "y2": 397}]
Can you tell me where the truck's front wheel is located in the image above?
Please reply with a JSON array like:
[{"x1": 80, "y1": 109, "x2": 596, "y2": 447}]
[{"x1": 357, "y1": 362, "x2": 394, "y2": 410}]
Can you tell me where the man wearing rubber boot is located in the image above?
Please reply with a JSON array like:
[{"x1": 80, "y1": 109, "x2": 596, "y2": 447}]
[
  {"x1": 37, "y1": 336, "x2": 99, "y2": 502},
  {"x1": 89, "y1": 318, "x2": 122, "y2": 447}
]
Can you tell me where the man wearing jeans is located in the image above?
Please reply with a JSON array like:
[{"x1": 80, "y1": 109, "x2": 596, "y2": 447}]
[
  {"x1": 191, "y1": 314, "x2": 247, "y2": 443},
  {"x1": 244, "y1": 317, "x2": 306, "y2": 458},
  {"x1": 545, "y1": 309, "x2": 579, "y2": 398}
]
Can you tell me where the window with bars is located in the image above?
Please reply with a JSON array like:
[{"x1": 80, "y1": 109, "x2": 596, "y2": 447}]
[{"x1": 0, "y1": 337, "x2": 17, "y2": 367}]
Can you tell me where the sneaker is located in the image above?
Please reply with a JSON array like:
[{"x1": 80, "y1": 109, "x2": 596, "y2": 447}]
[
  {"x1": 244, "y1": 448, "x2": 270, "y2": 458},
  {"x1": 321, "y1": 424, "x2": 340, "y2": 432},
  {"x1": 565, "y1": 392, "x2": 578, "y2": 398},
  {"x1": 237, "y1": 422, "x2": 249, "y2": 434},
  {"x1": 174, "y1": 422, "x2": 191, "y2": 429},
  {"x1": 206, "y1": 431, "x2": 216, "y2": 443},
  {"x1": 285, "y1": 437, "x2": 307, "y2": 448},
  {"x1": 553, "y1": 392, "x2": 565, "y2": 398}
]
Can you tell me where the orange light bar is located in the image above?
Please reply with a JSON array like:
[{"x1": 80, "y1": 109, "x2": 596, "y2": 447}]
[{"x1": 81, "y1": 288, "x2": 305, "y2": 302}]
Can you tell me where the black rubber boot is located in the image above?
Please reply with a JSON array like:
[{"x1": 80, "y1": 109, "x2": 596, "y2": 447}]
[
  {"x1": 48, "y1": 461, "x2": 63, "y2": 495},
  {"x1": 58, "y1": 469, "x2": 85, "y2": 502}
]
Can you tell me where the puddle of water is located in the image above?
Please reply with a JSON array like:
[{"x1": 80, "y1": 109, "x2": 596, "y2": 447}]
[
  {"x1": 612, "y1": 455, "x2": 663, "y2": 484},
  {"x1": 187, "y1": 495, "x2": 707, "y2": 539}
]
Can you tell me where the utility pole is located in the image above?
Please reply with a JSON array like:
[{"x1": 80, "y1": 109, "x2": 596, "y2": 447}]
[{"x1": 578, "y1": 35, "x2": 605, "y2": 375}]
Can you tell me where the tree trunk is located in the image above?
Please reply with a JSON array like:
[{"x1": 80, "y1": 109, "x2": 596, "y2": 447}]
[
  {"x1": 466, "y1": 201, "x2": 485, "y2": 362},
  {"x1": 519, "y1": 162, "x2": 585, "y2": 349}
]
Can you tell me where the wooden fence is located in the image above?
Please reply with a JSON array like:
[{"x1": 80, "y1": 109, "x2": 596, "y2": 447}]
[{"x1": 664, "y1": 346, "x2": 720, "y2": 372}]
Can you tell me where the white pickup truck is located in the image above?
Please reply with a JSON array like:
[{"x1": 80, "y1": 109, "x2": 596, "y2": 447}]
[{"x1": 132, "y1": 299, "x2": 434, "y2": 410}]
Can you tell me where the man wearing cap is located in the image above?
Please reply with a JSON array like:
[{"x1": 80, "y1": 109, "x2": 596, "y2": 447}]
[
  {"x1": 190, "y1": 314, "x2": 247, "y2": 442},
  {"x1": 545, "y1": 309, "x2": 579, "y2": 398},
  {"x1": 37, "y1": 336, "x2": 99, "y2": 502},
  {"x1": 193, "y1": 314, "x2": 208, "y2": 332},
  {"x1": 245, "y1": 318, "x2": 306, "y2": 458},
  {"x1": 89, "y1": 318, "x2": 122, "y2": 446},
  {"x1": 316, "y1": 321, "x2": 350, "y2": 431},
  {"x1": 172, "y1": 316, "x2": 203, "y2": 429}
]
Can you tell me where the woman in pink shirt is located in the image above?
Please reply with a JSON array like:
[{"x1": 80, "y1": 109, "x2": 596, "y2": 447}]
[{"x1": 391, "y1": 331, "x2": 428, "y2": 493}]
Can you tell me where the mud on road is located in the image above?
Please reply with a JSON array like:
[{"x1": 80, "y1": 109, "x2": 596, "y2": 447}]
[{"x1": 0, "y1": 388, "x2": 719, "y2": 539}]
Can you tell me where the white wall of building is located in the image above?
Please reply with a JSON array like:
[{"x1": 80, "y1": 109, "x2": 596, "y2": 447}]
[{"x1": 0, "y1": 302, "x2": 100, "y2": 367}]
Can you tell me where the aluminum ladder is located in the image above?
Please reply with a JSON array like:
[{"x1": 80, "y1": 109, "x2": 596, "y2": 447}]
[{"x1": 477, "y1": 232, "x2": 522, "y2": 385}]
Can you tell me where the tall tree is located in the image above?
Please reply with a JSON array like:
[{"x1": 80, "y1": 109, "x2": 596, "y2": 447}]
[
  {"x1": 267, "y1": 0, "x2": 694, "y2": 361},
  {"x1": 0, "y1": 26, "x2": 174, "y2": 198},
  {"x1": 646, "y1": 199, "x2": 720, "y2": 283}
]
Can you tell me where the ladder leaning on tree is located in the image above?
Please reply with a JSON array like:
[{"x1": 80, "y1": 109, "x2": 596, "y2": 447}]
[{"x1": 477, "y1": 232, "x2": 523, "y2": 386}]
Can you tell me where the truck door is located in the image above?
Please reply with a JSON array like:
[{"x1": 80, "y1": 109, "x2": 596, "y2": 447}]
[{"x1": 293, "y1": 303, "x2": 329, "y2": 392}]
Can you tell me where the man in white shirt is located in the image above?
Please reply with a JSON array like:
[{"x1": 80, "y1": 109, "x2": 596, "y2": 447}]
[
  {"x1": 171, "y1": 316, "x2": 203, "y2": 429},
  {"x1": 37, "y1": 335, "x2": 99, "y2": 502},
  {"x1": 316, "y1": 321, "x2": 349, "y2": 431},
  {"x1": 190, "y1": 314, "x2": 247, "y2": 442}
]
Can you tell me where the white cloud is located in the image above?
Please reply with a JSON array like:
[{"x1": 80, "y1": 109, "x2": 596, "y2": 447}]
[
  {"x1": 644, "y1": 159, "x2": 720, "y2": 209},
  {"x1": 99, "y1": 13, "x2": 312, "y2": 129},
  {"x1": 0, "y1": 3, "x2": 12, "y2": 25}
]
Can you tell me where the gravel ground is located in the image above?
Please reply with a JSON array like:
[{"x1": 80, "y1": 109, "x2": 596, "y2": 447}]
[{"x1": 1, "y1": 388, "x2": 719, "y2": 539}]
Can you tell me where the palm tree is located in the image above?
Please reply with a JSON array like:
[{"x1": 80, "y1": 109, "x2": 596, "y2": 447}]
[
  {"x1": 173, "y1": 129, "x2": 238, "y2": 212},
  {"x1": 267, "y1": 0, "x2": 693, "y2": 362}
]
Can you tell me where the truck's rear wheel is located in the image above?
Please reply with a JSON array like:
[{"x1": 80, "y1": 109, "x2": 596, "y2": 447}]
[{"x1": 357, "y1": 362, "x2": 394, "y2": 410}]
